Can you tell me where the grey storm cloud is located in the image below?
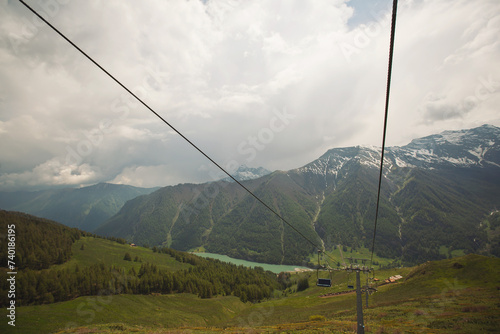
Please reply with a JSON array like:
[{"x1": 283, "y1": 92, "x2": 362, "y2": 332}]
[{"x1": 0, "y1": 0, "x2": 499, "y2": 191}]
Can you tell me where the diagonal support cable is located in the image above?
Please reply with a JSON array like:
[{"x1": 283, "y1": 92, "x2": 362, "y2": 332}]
[{"x1": 17, "y1": 0, "x2": 323, "y2": 253}]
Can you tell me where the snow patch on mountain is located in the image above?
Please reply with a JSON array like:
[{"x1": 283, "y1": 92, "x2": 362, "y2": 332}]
[
  {"x1": 393, "y1": 157, "x2": 413, "y2": 168},
  {"x1": 440, "y1": 130, "x2": 466, "y2": 144},
  {"x1": 222, "y1": 165, "x2": 271, "y2": 182},
  {"x1": 296, "y1": 125, "x2": 500, "y2": 178}
]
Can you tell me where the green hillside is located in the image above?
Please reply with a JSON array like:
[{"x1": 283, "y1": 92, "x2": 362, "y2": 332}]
[
  {"x1": 392, "y1": 168, "x2": 496, "y2": 265},
  {"x1": 4, "y1": 254, "x2": 499, "y2": 333},
  {"x1": 237, "y1": 254, "x2": 500, "y2": 333},
  {"x1": 59, "y1": 237, "x2": 189, "y2": 273},
  {"x1": 0, "y1": 210, "x2": 82, "y2": 270},
  {"x1": 2, "y1": 211, "x2": 497, "y2": 333},
  {"x1": 314, "y1": 162, "x2": 401, "y2": 259},
  {"x1": 6, "y1": 294, "x2": 248, "y2": 334},
  {"x1": 207, "y1": 171, "x2": 321, "y2": 264},
  {"x1": 95, "y1": 181, "x2": 250, "y2": 249},
  {"x1": 0, "y1": 211, "x2": 279, "y2": 310}
]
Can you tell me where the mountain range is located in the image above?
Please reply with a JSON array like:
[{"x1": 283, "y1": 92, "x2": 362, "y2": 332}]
[
  {"x1": 0, "y1": 183, "x2": 158, "y2": 231},
  {"x1": 0, "y1": 166, "x2": 271, "y2": 232},
  {"x1": 92, "y1": 124, "x2": 500, "y2": 265}
]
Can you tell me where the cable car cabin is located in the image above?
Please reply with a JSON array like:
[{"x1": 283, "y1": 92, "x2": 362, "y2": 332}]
[{"x1": 316, "y1": 278, "x2": 332, "y2": 287}]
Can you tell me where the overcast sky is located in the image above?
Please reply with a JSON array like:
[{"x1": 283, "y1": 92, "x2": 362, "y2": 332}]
[{"x1": 1, "y1": 0, "x2": 499, "y2": 191}]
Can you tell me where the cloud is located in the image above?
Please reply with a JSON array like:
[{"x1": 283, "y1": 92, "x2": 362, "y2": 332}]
[
  {"x1": 381, "y1": 0, "x2": 500, "y2": 145},
  {"x1": 1, "y1": 0, "x2": 499, "y2": 191},
  {"x1": 419, "y1": 93, "x2": 476, "y2": 124},
  {"x1": 111, "y1": 164, "x2": 200, "y2": 188},
  {"x1": 0, "y1": 158, "x2": 102, "y2": 190}
]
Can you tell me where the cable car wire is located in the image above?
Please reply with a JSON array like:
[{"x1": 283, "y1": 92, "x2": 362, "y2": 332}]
[
  {"x1": 17, "y1": 0, "x2": 397, "y2": 269},
  {"x1": 369, "y1": 0, "x2": 398, "y2": 268},
  {"x1": 16, "y1": 0, "x2": 325, "y2": 255}
]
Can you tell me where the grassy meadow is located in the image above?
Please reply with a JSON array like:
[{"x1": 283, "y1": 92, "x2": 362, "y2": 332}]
[
  {"x1": 3, "y1": 252, "x2": 499, "y2": 333},
  {"x1": 58, "y1": 237, "x2": 190, "y2": 272}
]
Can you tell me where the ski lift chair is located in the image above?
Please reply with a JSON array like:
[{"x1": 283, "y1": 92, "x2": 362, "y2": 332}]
[
  {"x1": 317, "y1": 277, "x2": 332, "y2": 287},
  {"x1": 316, "y1": 250, "x2": 332, "y2": 287}
]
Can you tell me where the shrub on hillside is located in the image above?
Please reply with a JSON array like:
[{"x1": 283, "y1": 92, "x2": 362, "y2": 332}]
[{"x1": 297, "y1": 277, "x2": 309, "y2": 291}]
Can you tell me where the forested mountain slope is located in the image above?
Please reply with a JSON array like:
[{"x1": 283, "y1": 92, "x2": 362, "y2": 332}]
[
  {"x1": 0, "y1": 183, "x2": 158, "y2": 231},
  {"x1": 94, "y1": 125, "x2": 500, "y2": 265}
]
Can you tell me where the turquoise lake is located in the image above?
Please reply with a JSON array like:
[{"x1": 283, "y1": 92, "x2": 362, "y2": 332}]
[{"x1": 193, "y1": 252, "x2": 311, "y2": 274}]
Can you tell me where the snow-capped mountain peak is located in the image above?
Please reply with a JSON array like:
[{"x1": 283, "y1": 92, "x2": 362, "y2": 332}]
[
  {"x1": 390, "y1": 124, "x2": 500, "y2": 169},
  {"x1": 294, "y1": 125, "x2": 500, "y2": 186}
]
